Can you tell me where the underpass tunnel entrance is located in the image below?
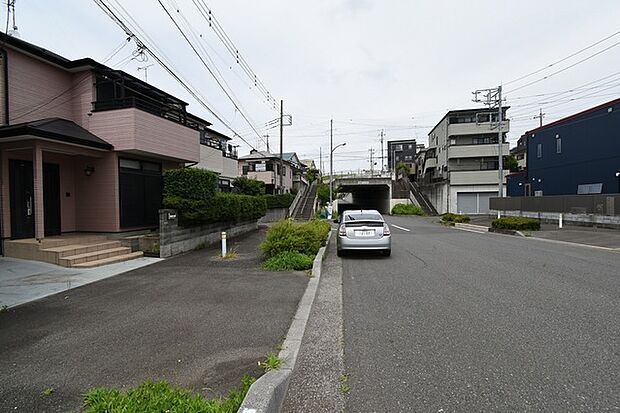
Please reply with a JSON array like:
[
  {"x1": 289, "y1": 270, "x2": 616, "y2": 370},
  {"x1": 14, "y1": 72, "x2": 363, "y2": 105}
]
[{"x1": 337, "y1": 184, "x2": 391, "y2": 215}]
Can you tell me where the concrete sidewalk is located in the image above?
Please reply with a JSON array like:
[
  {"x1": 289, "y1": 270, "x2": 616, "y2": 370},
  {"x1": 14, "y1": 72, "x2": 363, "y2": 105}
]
[
  {"x1": 0, "y1": 256, "x2": 162, "y2": 308},
  {"x1": 467, "y1": 215, "x2": 620, "y2": 249},
  {"x1": 0, "y1": 228, "x2": 308, "y2": 412}
]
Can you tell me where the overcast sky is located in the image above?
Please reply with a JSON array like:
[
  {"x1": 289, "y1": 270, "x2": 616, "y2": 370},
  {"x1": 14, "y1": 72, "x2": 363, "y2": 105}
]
[{"x1": 15, "y1": 0, "x2": 620, "y2": 172}]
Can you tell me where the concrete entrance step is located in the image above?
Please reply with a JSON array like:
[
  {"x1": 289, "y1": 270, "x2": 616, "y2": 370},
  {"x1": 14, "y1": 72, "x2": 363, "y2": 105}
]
[
  {"x1": 58, "y1": 247, "x2": 133, "y2": 267},
  {"x1": 71, "y1": 251, "x2": 144, "y2": 268},
  {"x1": 41, "y1": 241, "x2": 123, "y2": 261}
]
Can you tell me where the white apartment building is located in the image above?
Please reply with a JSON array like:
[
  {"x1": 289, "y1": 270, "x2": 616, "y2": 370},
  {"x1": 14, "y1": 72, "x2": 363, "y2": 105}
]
[{"x1": 420, "y1": 107, "x2": 510, "y2": 214}]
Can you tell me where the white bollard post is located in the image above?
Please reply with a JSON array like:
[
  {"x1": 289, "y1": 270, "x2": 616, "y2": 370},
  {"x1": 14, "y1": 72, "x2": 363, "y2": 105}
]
[
  {"x1": 559, "y1": 213, "x2": 563, "y2": 229},
  {"x1": 497, "y1": 210, "x2": 501, "y2": 219},
  {"x1": 221, "y1": 231, "x2": 227, "y2": 256}
]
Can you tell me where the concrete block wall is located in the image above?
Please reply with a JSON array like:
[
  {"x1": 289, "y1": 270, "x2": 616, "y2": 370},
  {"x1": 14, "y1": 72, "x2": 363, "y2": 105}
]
[
  {"x1": 259, "y1": 207, "x2": 289, "y2": 223},
  {"x1": 159, "y1": 209, "x2": 258, "y2": 258},
  {"x1": 492, "y1": 209, "x2": 620, "y2": 229}
]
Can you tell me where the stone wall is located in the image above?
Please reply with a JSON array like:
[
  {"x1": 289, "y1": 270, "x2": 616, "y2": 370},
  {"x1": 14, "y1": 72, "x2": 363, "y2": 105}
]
[{"x1": 159, "y1": 209, "x2": 258, "y2": 258}]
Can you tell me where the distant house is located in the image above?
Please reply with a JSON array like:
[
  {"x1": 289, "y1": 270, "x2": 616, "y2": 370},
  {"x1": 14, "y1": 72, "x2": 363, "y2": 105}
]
[
  {"x1": 507, "y1": 98, "x2": 620, "y2": 197},
  {"x1": 238, "y1": 150, "x2": 304, "y2": 194},
  {"x1": 194, "y1": 128, "x2": 239, "y2": 191},
  {"x1": 387, "y1": 139, "x2": 416, "y2": 172},
  {"x1": 300, "y1": 159, "x2": 316, "y2": 170},
  {"x1": 0, "y1": 33, "x2": 217, "y2": 250}
]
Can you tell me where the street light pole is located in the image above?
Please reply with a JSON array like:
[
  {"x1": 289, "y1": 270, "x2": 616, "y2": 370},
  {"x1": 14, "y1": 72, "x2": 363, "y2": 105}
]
[
  {"x1": 329, "y1": 119, "x2": 333, "y2": 205},
  {"x1": 330, "y1": 141, "x2": 347, "y2": 206}
]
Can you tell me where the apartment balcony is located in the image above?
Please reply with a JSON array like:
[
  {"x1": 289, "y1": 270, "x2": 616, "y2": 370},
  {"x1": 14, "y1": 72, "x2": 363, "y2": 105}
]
[
  {"x1": 448, "y1": 143, "x2": 510, "y2": 159},
  {"x1": 450, "y1": 169, "x2": 509, "y2": 185},
  {"x1": 424, "y1": 157, "x2": 437, "y2": 169},
  {"x1": 448, "y1": 120, "x2": 510, "y2": 137},
  {"x1": 89, "y1": 107, "x2": 200, "y2": 162}
]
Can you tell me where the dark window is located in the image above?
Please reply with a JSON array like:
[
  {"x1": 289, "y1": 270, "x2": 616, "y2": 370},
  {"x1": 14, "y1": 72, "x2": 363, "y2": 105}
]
[
  {"x1": 556, "y1": 138, "x2": 562, "y2": 154},
  {"x1": 537, "y1": 143, "x2": 543, "y2": 158},
  {"x1": 242, "y1": 165, "x2": 249, "y2": 175}
]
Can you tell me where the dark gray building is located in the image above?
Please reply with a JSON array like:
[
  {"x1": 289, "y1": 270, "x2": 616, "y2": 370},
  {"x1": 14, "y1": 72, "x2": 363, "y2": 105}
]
[{"x1": 387, "y1": 139, "x2": 417, "y2": 172}]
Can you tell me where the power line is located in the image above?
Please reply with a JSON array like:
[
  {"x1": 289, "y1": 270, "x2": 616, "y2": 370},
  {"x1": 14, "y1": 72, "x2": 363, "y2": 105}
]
[
  {"x1": 504, "y1": 30, "x2": 620, "y2": 86},
  {"x1": 157, "y1": 0, "x2": 267, "y2": 147},
  {"x1": 93, "y1": 0, "x2": 259, "y2": 151},
  {"x1": 506, "y1": 39, "x2": 620, "y2": 94}
]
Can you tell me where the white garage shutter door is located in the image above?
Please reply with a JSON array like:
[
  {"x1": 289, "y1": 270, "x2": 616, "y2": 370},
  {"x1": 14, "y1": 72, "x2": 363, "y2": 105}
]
[
  {"x1": 457, "y1": 193, "x2": 477, "y2": 214},
  {"x1": 457, "y1": 192, "x2": 496, "y2": 214}
]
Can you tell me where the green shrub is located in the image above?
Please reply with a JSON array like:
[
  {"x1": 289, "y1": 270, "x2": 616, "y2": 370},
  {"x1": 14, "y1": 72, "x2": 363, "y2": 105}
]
[
  {"x1": 391, "y1": 203, "x2": 424, "y2": 215},
  {"x1": 492, "y1": 217, "x2": 541, "y2": 231},
  {"x1": 263, "y1": 251, "x2": 314, "y2": 271},
  {"x1": 163, "y1": 168, "x2": 217, "y2": 200},
  {"x1": 164, "y1": 193, "x2": 267, "y2": 227},
  {"x1": 83, "y1": 376, "x2": 255, "y2": 413},
  {"x1": 440, "y1": 213, "x2": 471, "y2": 223},
  {"x1": 317, "y1": 183, "x2": 330, "y2": 205},
  {"x1": 232, "y1": 176, "x2": 266, "y2": 196},
  {"x1": 260, "y1": 219, "x2": 331, "y2": 259},
  {"x1": 262, "y1": 193, "x2": 296, "y2": 209}
]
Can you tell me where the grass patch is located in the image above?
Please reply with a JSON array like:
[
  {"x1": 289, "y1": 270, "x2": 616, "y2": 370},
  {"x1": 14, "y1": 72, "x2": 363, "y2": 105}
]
[
  {"x1": 339, "y1": 374, "x2": 350, "y2": 394},
  {"x1": 258, "y1": 353, "x2": 282, "y2": 372},
  {"x1": 440, "y1": 213, "x2": 470, "y2": 224},
  {"x1": 260, "y1": 219, "x2": 331, "y2": 259},
  {"x1": 218, "y1": 248, "x2": 239, "y2": 260},
  {"x1": 263, "y1": 251, "x2": 314, "y2": 271},
  {"x1": 492, "y1": 217, "x2": 541, "y2": 231},
  {"x1": 41, "y1": 387, "x2": 54, "y2": 397},
  {"x1": 83, "y1": 376, "x2": 255, "y2": 413},
  {"x1": 0, "y1": 305, "x2": 8, "y2": 314},
  {"x1": 391, "y1": 203, "x2": 424, "y2": 216}
]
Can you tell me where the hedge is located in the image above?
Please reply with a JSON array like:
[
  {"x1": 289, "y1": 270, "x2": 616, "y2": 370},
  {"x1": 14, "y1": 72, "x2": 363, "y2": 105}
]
[
  {"x1": 163, "y1": 168, "x2": 217, "y2": 200},
  {"x1": 260, "y1": 219, "x2": 331, "y2": 259},
  {"x1": 391, "y1": 203, "x2": 424, "y2": 215},
  {"x1": 492, "y1": 217, "x2": 541, "y2": 231},
  {"x1": 163, "y1": 193, "x2": 267, "y2": 227},
  {"x1": 232, "y1": 176, "x2": 266, "y2": 196},
  {"x1": 440, "y1": 213, "x2": 470, "y2": 223},
  {"x1": 263, "y1": 251, "x2": 314, "y2": 271},
  {"x1": 262, "y1": 193, "x2": 296, "y2": 209}
]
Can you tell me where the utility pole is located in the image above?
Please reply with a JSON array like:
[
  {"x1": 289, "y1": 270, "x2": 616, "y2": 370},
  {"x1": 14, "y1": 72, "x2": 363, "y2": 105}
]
[
  {"x1": 369, "y1": 148, "x2": 376, "y2": 176},
  {"x1": 279, "y1": 99, "x2": 284, "y2": 194},
  {"x1": 263, "y1": 134, "x2": 270, "y2": 152},
  {"x1": 533, "y1": 108, "x2": 545, "y2": 127},
  {"x1": 473, "y1": 85, "x2": 504, "y2": 213},
  {"x1": 380, "y1": 130, "x2": 384, "y2": 172},
  {"x1": 329, "y1": 119, "x2": 333, "y2": 205},
  {"x1": 319, "y1": 147, "x2": 323, "y2": 178}
]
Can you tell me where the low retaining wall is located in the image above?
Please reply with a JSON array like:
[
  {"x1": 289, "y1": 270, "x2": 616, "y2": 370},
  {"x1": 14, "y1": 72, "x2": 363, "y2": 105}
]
[
  {"x1": 492, "y1": 210, "x2": 620, "y2": 229},
  {"x1": 259, "y1": 207, "x2": 289, "y2": 224},
  {"x1": 158, "y1": 209, "x2": 258, "y2": 258}
]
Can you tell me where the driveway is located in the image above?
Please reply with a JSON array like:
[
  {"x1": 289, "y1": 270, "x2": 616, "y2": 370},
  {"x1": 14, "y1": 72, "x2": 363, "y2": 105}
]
[{"x1": 0, "y1": 229, "x2": 308, "y2": 412}]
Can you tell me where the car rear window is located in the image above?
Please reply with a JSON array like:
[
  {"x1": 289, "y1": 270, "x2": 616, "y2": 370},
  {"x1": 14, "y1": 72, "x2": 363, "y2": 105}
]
[{"x1": 345, "y1": 213, "x2": 383, "y2": 221}]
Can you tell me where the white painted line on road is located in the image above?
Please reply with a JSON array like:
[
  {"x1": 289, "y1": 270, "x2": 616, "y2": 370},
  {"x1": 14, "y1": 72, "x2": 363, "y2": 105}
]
[{"x1": 391, "y1": 224, "x2": 411, "y2": 232}]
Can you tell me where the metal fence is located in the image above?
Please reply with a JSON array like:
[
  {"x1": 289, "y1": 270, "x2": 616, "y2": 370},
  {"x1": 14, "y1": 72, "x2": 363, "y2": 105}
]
[{"x1": 490, "y1": 194, "x2": 620, "y2": 216}]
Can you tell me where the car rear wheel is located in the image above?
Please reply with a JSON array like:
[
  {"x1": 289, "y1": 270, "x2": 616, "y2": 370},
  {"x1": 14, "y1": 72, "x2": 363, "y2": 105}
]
[{"x1": 381, "y1": 249, "x2": 391, "y2": 257}]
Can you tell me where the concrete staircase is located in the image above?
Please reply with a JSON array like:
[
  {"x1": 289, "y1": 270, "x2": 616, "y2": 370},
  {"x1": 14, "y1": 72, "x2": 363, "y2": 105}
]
[
  {"x1": 4, "y1": 235, "x2": 143, "y2": 268},
  {"x1": 292, "y1": 181, "x2": 318, "y2": 220}
]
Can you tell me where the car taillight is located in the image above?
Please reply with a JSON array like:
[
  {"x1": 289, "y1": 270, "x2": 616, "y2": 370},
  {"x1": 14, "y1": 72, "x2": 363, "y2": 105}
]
[
  {"x1": 383, "y1": 223, "x2": 390, "y2": 236},
  {"x1": 339, "y1": 224, "x2": 347, "y2": 236}
]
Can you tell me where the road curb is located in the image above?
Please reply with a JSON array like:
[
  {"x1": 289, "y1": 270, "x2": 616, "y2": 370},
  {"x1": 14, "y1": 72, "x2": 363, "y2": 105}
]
[{"x1": 238, "y1": 230, "x2": 333, "y2": 413}]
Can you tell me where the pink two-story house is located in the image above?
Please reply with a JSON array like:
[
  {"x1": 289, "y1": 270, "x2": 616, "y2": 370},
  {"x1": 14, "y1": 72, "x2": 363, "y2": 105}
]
[{"x1": 0, "y1": 34, "x2": 212, "y2": 258}]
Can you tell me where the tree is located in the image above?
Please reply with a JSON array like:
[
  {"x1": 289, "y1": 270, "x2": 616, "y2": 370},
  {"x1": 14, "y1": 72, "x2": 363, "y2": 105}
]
[
  {"x1": 232, "y1": 176, "x2": 266, "y2": 196},
  {"x1": 505, "y1": 155, "x2": 519, "y2": 172},
  {"x1": 306, "y1": 167, "x2": 319, "y2": 183},
  {"x1": 396, "y1": 162, "x2": 411, "y2": 176}
]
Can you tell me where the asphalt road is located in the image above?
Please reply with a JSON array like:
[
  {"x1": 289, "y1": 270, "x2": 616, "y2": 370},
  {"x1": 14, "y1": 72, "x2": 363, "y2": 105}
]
[
  {"x1": 0, "y1": 229, "x2": 307, "y2": 413},
  {"x1": 343, "y1": 216, "x2": 619, "y2": 412}
]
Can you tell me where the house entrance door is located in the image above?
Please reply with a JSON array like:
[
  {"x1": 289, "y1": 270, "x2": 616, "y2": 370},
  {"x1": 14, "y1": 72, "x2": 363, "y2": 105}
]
[{"x1": 9, "y1": 159, "x2": 35, "y2": 239}]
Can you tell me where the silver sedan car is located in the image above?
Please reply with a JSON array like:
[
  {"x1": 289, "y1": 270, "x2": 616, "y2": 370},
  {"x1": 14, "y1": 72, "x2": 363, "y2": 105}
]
[{"x1": 336, "y1": 210, "x2": 391, "y2": 257}]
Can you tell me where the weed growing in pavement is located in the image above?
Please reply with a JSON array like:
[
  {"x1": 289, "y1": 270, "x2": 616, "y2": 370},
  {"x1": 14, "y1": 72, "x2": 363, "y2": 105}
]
[
  {"x1": 41, "y1": 388, "x2": 54, "y2": 397},
  {"x1": 258, "y1": 353, "x2": 282, "y2": 372},
  {"x1": 83, "y1": 376, "x2": 255, "y2": 413},
  {"x1": 339, "y1": 374, "x2": 350, "y2": 394},
  {"x1": 0, "y1": 305, "x2": 8, "y2": 314},
  {"x1": 218, "y1": 248, "x2": 238, "y2": 260}
]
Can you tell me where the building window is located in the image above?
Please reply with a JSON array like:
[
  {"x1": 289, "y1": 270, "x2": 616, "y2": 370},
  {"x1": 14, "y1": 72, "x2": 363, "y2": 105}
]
[
  {"x1": 556, "y1": 138, "x2": 562, "y2": 154},
  {"x1": 242, "y1": 165, "x2": 249, "y2": 175},
  {"x1": 537, "y1": 143, "x2": 542, "y2": 158}
]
